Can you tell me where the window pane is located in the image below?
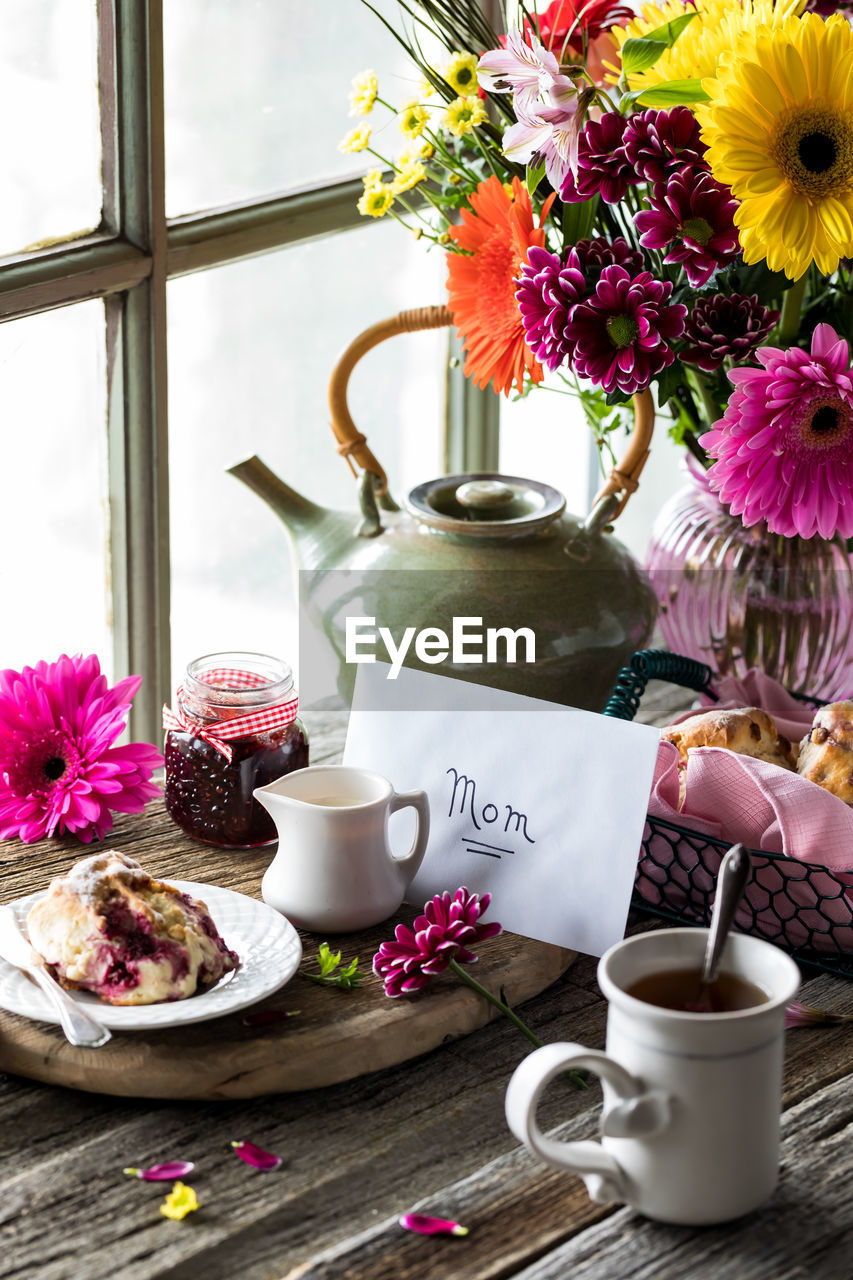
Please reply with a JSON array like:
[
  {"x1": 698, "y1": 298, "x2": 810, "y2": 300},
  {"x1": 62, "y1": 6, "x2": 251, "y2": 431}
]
[
  {"x1": 164, "y1": 0, "x2": 440, "y2": 215},
  {"x1": 0, "y1": 0, "x2": 101, "y2": 255},
  {"x1": 167, "y1": 220, "x2": 447, "y2": 683},
  {"x1": 0, "y1": 303, "x2": 110, "y2": 674}
]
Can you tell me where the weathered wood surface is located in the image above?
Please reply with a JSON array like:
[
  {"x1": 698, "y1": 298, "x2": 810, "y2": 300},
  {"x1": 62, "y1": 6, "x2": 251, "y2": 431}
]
[{"x1": 1, "y1": 693, "x2": 851, "y2": 1280}]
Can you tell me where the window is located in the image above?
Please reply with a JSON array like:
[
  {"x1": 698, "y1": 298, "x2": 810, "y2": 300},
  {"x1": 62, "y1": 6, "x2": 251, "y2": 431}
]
[{"x1": 0, "y1": 0, "x2": 456, "y2": 741}]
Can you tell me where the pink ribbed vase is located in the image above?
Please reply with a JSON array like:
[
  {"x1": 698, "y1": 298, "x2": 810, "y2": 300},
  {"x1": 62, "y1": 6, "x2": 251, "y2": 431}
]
[{"x1": 646, "y1": 461, "x2": 853, "y2": 700}]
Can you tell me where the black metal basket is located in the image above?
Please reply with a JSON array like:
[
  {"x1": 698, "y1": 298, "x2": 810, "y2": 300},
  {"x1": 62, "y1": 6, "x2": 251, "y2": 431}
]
[{"x1": 604, "y1": 650, "x2": 853, "y2": 979}]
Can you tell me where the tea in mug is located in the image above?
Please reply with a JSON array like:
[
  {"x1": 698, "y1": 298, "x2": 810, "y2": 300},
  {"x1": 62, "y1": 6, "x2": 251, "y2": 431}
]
[{"x1": 626, "y1": 967, "x2": 769, "y2": 1013}]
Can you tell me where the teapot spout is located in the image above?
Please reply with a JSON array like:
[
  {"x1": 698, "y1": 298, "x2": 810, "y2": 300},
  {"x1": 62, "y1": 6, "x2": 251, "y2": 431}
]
[{"x1": 228, "y1": 456, "x2": 327, "y2": 533}]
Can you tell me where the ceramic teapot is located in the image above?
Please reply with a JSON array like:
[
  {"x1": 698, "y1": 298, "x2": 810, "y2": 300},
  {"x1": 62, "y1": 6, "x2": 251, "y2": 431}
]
[{"x1": 229, "y1": 306, "x2": 656, "y2": 711}]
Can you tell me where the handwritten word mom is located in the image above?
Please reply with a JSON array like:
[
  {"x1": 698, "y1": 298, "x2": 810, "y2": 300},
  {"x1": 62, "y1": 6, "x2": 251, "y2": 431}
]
[
  {"x1": 345, "y1": 616, "x2": 536, "y2": 679},
  {"x1": 447, "y1": 766, "x2": 535, "y2": 844}
]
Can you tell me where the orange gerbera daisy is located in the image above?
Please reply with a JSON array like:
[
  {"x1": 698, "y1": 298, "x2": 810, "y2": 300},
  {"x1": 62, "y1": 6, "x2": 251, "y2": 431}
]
[{"x1": 446, "y1": 176, "x2": 555, "y2": 397}]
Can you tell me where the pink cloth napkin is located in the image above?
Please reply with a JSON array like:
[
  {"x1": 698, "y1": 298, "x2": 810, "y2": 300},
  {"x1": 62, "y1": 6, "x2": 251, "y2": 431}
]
[{"x1": 643, "y1": 671, "x2": 853, "y2": 954}]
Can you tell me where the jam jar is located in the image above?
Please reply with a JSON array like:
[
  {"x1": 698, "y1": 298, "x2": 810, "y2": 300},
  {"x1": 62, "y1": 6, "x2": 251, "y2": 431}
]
[{"x1": 164, "y1": 652, "x2": 309, "y2": 849}]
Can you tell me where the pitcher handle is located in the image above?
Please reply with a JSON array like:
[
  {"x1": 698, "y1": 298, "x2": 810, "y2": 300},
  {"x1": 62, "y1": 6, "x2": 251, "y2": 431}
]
[
  {"x1": 388, "y1": 789, "x2": 430, "y2": 880},
  {"x1": 505, "y1": 1042, "x2": 671, "y2": 1206}
]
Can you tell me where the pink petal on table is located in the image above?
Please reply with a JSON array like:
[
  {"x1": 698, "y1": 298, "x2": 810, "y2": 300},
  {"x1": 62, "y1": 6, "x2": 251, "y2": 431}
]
[
  {"x1": 399, "y1": 1213, "x2": 469, "y2": 1237},
  {"x1": 231, "y1": 1140, "x2": 282, "y2": 1170},
  {"x1": 123, "y1": 1161, "x2": 196, "y2": 1181},
  {"x1": 785, "y1": 1001, "x2": 853, "y2": 1029}
]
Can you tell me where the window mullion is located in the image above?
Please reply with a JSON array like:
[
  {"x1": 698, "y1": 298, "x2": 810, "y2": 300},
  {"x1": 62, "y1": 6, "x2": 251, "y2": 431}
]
[{"x1": 107, "y1": 0, "x2": 170, "y2": 744}]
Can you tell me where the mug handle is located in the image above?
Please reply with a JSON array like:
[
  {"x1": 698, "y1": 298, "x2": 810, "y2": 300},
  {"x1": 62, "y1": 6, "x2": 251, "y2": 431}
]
[
  {"x1": 505, "y1": 1042, "x2": 672, "y2": 1206},
  {"x1": 388, "y1": 790, "x2": 430, "y2": 880}
]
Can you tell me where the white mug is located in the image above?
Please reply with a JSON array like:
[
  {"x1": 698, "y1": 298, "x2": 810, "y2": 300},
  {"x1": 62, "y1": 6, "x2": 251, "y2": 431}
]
[
  {"x1": 255, "y1": 765, "x2": 430, "y2": 932},
  {"x1": 505, "y1": 928, "x2": 800, "y2": 1225}
]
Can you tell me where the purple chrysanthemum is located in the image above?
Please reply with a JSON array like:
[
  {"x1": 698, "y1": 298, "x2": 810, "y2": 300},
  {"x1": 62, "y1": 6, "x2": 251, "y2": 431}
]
[
  {"x1": 0, "y1": 654, "x2": 162, "y2": 843},
  {"x1": 681, "y1": 293, "x2": 779, "y2": 372},
  {"x1": 573, "y1": 236, "x2": 644, "y2": 285},
  {"x1": 565, "y1": 265, "x2": 687, "y2": 395},
  {"x1": 516, "y1": 244, "x2": 586, "y2": 372},
  {"x1": 560, "y1": 112, "x2": 635, "y2": 205},
  {"x1": 700, "y1": 323, "x2": 853, "y2": 540},
  {"x1": 622, "y1": 107, "x2": 708, "y2": 184},
  {"x1": 373, "y1": 887, "x2": 502, "y2": 998},
  {"x1": 635, "y1": 171, "x2": 740, "y2": 287}
]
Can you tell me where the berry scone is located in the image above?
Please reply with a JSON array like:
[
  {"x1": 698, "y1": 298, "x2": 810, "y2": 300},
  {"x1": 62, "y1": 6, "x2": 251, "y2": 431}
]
[{"x1": 26, "y1": 850, "x2": 239, "y2": 1004}]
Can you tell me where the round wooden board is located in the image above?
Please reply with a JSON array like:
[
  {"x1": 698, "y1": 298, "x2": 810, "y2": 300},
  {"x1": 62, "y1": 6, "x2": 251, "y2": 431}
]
[{"x1": 0, "y1": 915, "x2": 575, "y2": 1100}]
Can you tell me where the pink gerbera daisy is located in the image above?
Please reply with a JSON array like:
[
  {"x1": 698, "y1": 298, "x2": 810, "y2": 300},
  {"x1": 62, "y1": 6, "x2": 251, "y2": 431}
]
[
  {"x1": 700, "y1": 324, "x2": 853, "y2": 540},
  {"x1": 0, "y1": 654, "x2": 162, "y2": 844}
]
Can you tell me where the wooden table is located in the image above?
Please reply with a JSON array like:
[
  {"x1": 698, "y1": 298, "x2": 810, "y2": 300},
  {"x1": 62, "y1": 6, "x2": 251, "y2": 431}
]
[{"x1": 1, "y1": 691, "x2": 852, "y2": 1280}]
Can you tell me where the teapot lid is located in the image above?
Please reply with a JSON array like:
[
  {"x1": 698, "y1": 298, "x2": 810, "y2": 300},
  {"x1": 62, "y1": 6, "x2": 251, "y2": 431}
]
[{"x1": 405, "y1": 473, "x2": 566, "y2": 538}]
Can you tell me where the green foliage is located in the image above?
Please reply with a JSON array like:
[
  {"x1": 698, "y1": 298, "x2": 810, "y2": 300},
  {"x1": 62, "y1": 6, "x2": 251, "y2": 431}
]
[
  {"x1": 526, "y1": 161, "x2": 547, "y2": 198},
  {"x1": 301, "y1": 943, "x2": 366, "y2": 991},
  {"x1": 623, "y1": 79, "x2": 711, "y2": 109},
  {"x1": 562, "y1": 194, "x2": 599, "y2": 245}
]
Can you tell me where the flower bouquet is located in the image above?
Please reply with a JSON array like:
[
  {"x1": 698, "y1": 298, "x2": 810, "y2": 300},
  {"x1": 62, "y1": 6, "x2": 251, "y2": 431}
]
[{"x1": 348, "y1": 0, "x2": 853, "y2": 695}]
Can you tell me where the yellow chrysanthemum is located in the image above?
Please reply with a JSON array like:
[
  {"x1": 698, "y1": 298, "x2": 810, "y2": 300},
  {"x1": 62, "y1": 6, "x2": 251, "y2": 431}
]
[
  {"x1": 160, "y1": 1183, "x2": 200, "y2": 1221},
  {"x1": 398, "y1": 101, "x2": 430, "y2": 138},
  {"x1": 361, "y1": 167, "x2": 384, "y2": 188},
  {"x1": 418, "y1": 74, "x2": 436, "y2": 99},
  {"x1": 349, "y1": 69, "x2": 378, "y2": 117},
  {"x1": 397, "y1": 142, "x2": 432, "y2": 169},
  {"x1": 357, "y1": 183, "x2": 396, "y2": 218},
  {"x1": 609, "y1": 0, "x2": 803, "y2": 90},
  {"x1": 442, "y1": 95, "x2": 487, "y2": 138},
  {"x1": 392, "y1": 160, "x2": 426, "y2": 194},
  {"x1": 338, "y1": 124, "x2": 372, "y2": 154},
  {"x1": 698, "y1": 12, "x2": 853, "y2": 279},
  {"x1": 444, "y1": 52, "x2": 479, "y2": 96}
]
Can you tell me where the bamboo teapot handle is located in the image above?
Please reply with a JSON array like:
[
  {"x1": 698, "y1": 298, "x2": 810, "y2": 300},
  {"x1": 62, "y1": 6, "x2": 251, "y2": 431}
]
[{"x1": 327, "y1": 305, "x2": 654, "y2": 523}]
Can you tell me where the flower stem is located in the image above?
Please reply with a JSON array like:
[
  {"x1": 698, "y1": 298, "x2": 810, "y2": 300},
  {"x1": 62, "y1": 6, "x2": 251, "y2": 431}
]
[
  {"x1": 448, "y1": 959, "x2": 587, "y2": 1089},
  {"x1": 779, "y1": 272, "x2": 807, "y2": 346}
]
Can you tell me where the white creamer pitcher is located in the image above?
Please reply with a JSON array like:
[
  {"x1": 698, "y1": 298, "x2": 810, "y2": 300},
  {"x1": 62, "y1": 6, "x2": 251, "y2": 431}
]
[{"x1": 255, "y1": 765, "x2": 430, "y2": 932}]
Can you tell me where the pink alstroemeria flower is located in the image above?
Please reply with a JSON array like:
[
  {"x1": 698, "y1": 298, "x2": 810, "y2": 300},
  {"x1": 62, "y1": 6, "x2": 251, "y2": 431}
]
[{"x1": 477, "y1": 28, "x2": 560, "y2": 112}]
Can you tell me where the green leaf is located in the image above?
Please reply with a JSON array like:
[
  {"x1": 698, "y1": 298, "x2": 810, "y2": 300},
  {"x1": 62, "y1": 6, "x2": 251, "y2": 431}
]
[
  {"x1": 654, "y1": 363, "x2": 686, "y2": 407},
  {"x1": 605, "y1": 389, "x2": 634, "y2": 408},
  {"x1": 621, "y1": 79, "x2": 711, "y2": 110},
  {"x1": 526, "y1": 160, "x2": 547, "y2": 197},
  {"x1": 301, "y1": 943, "x2": 366, "y2": 991},
  {"x1": 620, "y1": 37, "x2": 668, "y2": 76},
  {"x1": 562, "y1": 194, "x2": 599, "y2": 245},
  {"x1": 643, "y1": 11, "x2": 699, "y2": 46}
]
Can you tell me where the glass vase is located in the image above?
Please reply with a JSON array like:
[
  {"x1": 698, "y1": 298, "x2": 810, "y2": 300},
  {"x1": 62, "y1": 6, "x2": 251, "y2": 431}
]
[{"x1": 646, "y1": 461, "x2": 853, "y2": 700}]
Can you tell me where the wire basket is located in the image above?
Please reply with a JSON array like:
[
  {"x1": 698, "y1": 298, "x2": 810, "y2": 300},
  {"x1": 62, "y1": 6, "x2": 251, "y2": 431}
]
[{"x1": 604, "y1": 649, "x2": 853, "y2": 979}]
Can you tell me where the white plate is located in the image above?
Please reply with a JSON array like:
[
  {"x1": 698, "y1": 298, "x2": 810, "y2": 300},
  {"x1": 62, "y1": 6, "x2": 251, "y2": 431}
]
[{"x1": 0, "y1": 880, "x2": 302, "y2": 1031}]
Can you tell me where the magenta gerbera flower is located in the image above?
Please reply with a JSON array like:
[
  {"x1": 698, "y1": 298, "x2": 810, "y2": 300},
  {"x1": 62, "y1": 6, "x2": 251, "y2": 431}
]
[
  {"x1": 622, "y1": 107, "x2": 708, "y2": 184},
  {"x1": 700, "y1": 323, "x2": 853, "y2": 539},
  {"x1": 565, "y1": 265, "x2": 687, "y2": 395},
  {"x1": 560, "y1": 112, "x2": 635, "y2": 205},
  {"x1": 635, "y1": 171, "x2": 740, "y2": 288},
  {"x1": 516, "y1": 244, "x2": 586, "y2": 372},
  {"x1": 373, "y1": 887, "x2": 502, "y2": 998},
  {"x1": 573, "y1": 236, "x2": 644, "y2": 285},
  {"x1": 0, "y1": 654, "x2": 162, "y2": 844}
]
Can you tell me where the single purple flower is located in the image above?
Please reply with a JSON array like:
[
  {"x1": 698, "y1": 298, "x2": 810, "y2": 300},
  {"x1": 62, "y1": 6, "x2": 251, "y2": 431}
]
[
  {"x1": 123, "y1": 1161, "x2": 196, "y2": 1182},
  {"x1": 400, "y1": 1213, "x2": 469, "y2": 1237},
  {"x1": 635, "y1": 171, "x2": 740, "y2": 288},
  {"x1": 373, "y1": 887, "x2": 502, "y2": 998},
  {"x1": 573, "y1": 236, "x2": 644, "y2": 287},
  {"x1": 560, "y1": 112, "x2": 635, "y2": 205},
  {"x1": 566, "y1": 265, "x2": 687, "y2": 395},
  {"x1": 516, "y1": 244, "x2": 587, "y2": 372},
  {"x1": 681, "y1": 293, "x2": 779, "y2": 372},
  {"x1": 231, "y1": 1140, "x2": 282, "y2": 1171},
  {"x1": 623, "y1": 107, "x2": 708, "y2": 184}
]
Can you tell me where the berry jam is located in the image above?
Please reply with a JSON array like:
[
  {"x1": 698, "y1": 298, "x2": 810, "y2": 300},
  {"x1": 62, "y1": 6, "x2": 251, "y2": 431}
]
[{"x1": 165, "y1": 721, "x2": 309, "y2": 849}]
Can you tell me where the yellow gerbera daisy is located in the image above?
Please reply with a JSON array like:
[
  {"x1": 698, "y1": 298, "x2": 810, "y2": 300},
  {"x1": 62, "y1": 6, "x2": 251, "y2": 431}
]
[
  {"x1": 444, "y1": 52, "x2": 479, "y2": 96},
  {"x1": 357, "y1": 183, "x2": 396, "y2": 218},
  {"x1": 349, "y1": 69, "x2": 378, "y2": 117},
  {"x1": 698, "y1": 13, "x2": 853, "y2": 279},
  {"x1": 610, "y1": 0, "x2": 803, "y2": 91},
  {"x1": 392, "y1": 160, "x2": 426, "y2": 194},
  {"x1": 442, "y1": 95, "x2": 487, "y2": 137},
  {"x1": 338, "y1": 124, "x2": 372, "y2": 154},
  {"x1": 398, "y1": 101, "x2": 430, "y2": 138}
]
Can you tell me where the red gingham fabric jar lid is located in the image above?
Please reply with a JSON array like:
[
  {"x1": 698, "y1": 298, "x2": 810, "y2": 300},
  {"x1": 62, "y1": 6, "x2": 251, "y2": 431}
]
[{"x1": 163, "y1": 651, "x2": 299, "y2": 762}]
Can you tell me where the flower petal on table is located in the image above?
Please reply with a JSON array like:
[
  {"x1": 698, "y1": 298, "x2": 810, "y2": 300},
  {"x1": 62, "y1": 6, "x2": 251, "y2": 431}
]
[
  {"x1": 399, "y1": 1213, "x2": 469, "y2": 1237},
  {"x1": 231, "y1": 1140, "x2": 282, "y2": 1170}
]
